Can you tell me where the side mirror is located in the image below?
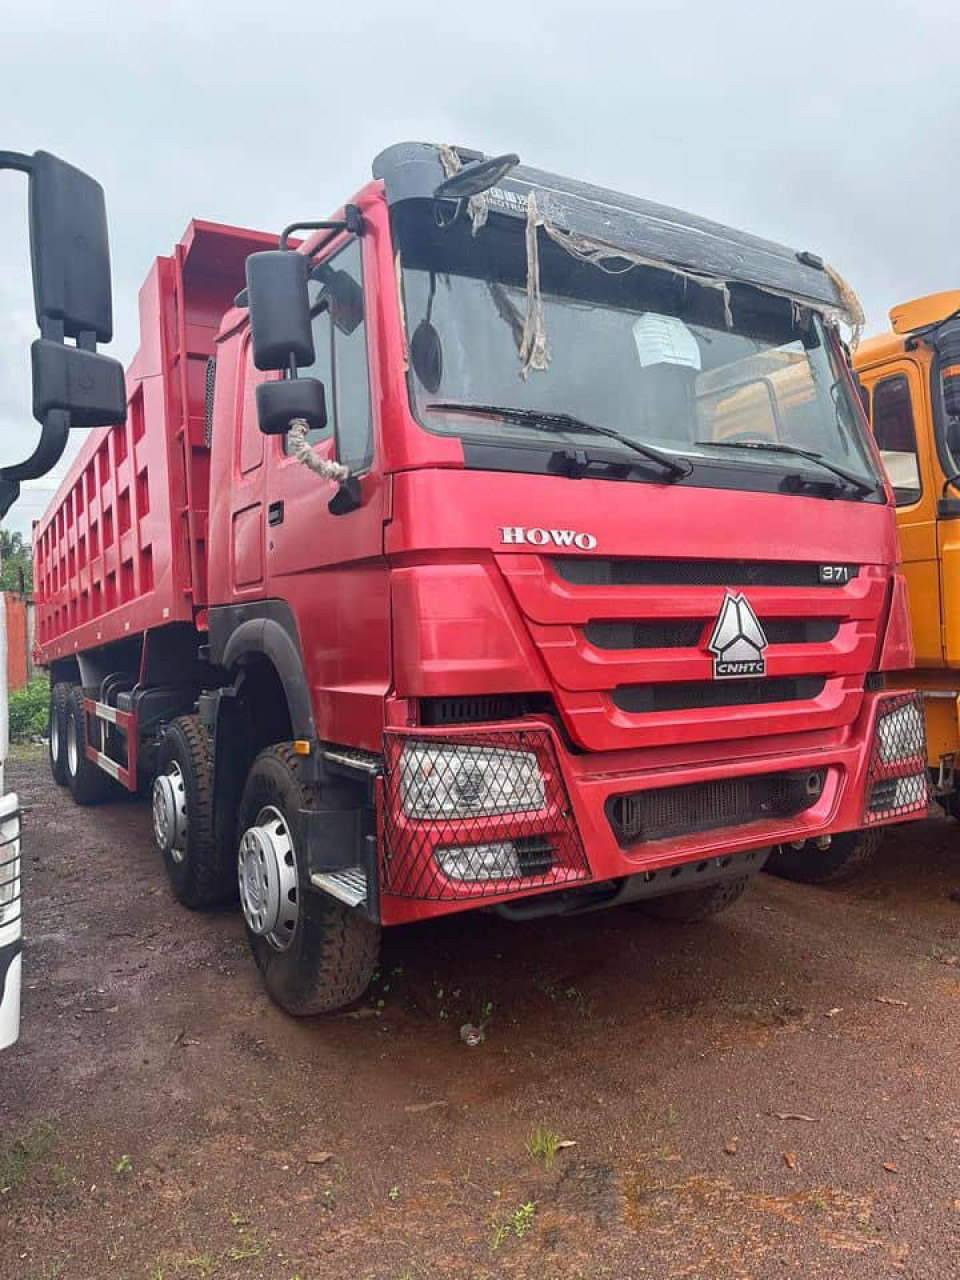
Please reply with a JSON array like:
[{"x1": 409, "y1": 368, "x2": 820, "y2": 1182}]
[
  {"x1": 246, "y1": 251, "x2": 314, "y2": 372},
  {"x1": 256, "y1": 377, "x2": 326, "y2": 436},
  {"x1": 32, "y1": 340, "x2": 126, "y2": 429},
  {"x1": 29, "y1": 151, "x2": 114, "y2": 342},
  {"x1": 0, "y1": 149, "x2": 126, "y2": 517}
]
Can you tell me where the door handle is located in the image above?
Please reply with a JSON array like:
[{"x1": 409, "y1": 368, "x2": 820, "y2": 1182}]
[{"x1": 267, "y1": 500, "x2": 284, "y2": 527}]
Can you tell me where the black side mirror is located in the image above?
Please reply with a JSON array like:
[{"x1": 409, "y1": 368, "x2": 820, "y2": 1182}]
[
  {"x1": 29, "y1": 151, "x2": 114, "y2": 342},
  {"x1": 32, "y1": 340, "x2": 126, "y2": 429},
  {"x1": 0, "y1": 150, "x2": 126, "y2": 517},
  {"x1": 246, "y1": 250, "x2": 314, "y2": 372},
  {"x1": 256, "y1": 377, "x2": 326, "y2": 436}
]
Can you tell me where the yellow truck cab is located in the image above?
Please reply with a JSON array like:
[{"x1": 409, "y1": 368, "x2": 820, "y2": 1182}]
[{"x1": 855, "y1": 291, "x2": 960, "y2": 805}]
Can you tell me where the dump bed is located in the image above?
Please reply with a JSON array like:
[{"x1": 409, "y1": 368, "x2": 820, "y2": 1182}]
[{"x1": 33, "y1": 221, "x2": 274, "y2": 664}]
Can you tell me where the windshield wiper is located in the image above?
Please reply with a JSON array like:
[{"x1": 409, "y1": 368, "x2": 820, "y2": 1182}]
[
  {"x1": 426, "y1": 401, "x2": 694, "y2": 481},
  {"x1": 694, "y1": 438, "x2": 876, "y2": 497}
]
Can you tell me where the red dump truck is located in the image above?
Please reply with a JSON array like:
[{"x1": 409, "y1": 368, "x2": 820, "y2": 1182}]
[{"x1": 33, "y1": 143, "x2": 928, "y2": 1015}]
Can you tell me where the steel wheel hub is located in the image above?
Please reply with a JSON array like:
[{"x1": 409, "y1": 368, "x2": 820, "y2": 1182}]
[
  {"x1": 153, "y1": 762, "x2": 188, "y2": 863},
  {"x1": 238, "y1": 806, "x2": 299, "y2": 951},
  {"x1": 50, "y1": 708, "x2": 60, "y2": 762}
]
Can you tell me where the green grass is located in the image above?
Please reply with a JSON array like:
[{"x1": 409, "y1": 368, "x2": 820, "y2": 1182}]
[
  {"x1": 9, "y1": 676, "x2": 48, "y2": 743},
  {"x1": 526, "y1": 1127, "x2": 563, "y2": 1170},
  {"x1": 0, "y1": 1118, "x2": 58, "y2": 1193}
]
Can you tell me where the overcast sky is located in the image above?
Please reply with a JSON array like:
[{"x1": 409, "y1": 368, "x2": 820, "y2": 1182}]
[{"x1": 1, "y1": 0, "x2": 957, "y2": 536}]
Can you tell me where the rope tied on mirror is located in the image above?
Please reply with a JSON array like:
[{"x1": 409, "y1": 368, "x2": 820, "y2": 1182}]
[{"x1": 287, "y1": 418, "x2": 350, "y2": 482}]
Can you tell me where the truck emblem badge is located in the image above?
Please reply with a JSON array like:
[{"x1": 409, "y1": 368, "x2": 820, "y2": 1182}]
[
  {"x1": 499, "y1": 527, "x2": 597, "y2": 550},
  {"x1": 707, "y1": 592, "x2": 768, "y2": 679}
]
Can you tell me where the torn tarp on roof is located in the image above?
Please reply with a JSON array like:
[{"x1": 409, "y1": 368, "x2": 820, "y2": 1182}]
[{"x1": 372, "y1": 142, "x2": 862, "y2": 329}]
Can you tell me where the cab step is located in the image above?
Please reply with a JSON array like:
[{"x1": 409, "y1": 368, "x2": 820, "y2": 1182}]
[{"x1": 310, "y1": 866, "x2": 367, "y2": 908}]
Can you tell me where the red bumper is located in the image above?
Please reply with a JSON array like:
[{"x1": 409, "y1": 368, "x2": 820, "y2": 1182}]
[{"x1": 378, "y1": 689, "x2": 928, "y2": 925}]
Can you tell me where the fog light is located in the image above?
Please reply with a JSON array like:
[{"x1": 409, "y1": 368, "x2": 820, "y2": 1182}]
[
  {"x1": 400, "y1": 743, "x2": 546, "y2": 819},
  {"x1": 876, "y1": 699, "x2": 925, "y2": 764},
  {"x1": 869, "y1": 773, "x2": 928, "y2": 814},
  {"x1": 437, "y1": 841, "x2": 521, "y2": 882}
]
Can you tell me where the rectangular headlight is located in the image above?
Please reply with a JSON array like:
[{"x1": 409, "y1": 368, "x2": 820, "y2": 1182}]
[
  {"x1": 877, "y1": 699, "x2": 925, "y2": 765},
  {"x1": 400, "y1": 743, "x2": 546, "y2": 819}
]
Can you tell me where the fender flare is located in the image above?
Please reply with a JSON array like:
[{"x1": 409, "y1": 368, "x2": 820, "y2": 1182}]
[{"x1": 208, "y1": 603, "x2": 316, "y2": 741}]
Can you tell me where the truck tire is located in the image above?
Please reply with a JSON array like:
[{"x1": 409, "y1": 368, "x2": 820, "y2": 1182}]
[
  {"x1": 64, "y1": 688, "x2": 112, "y2": 806},
  {"x1": 153, "y1": 715, "x2": 233, "y2": 909},
  {"x1": 48, "y1": 682, "x2": 73, "y2": 786},
  {"x1": 237, "y1": 744, "x2": 379, "y2": 1016},
  {"x1": 637, "y1": 875, "x2": 751, "y2": 922},
  {"x1": 765, "y1": 829, "x2": 883, "y2": 884}
]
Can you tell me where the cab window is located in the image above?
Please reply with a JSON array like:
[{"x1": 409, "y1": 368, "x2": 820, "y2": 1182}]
[
  {"x1": 284, "y1": 239, "x2": 373, "y2": 471},
  {"x1": 871, "y1": 374, "x2": 921, "y2": 505}
]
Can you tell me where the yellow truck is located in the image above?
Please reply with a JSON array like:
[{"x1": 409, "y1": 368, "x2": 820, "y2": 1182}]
[{"x1": 855, "y1": 291, "x2": 960, "y2": 810}]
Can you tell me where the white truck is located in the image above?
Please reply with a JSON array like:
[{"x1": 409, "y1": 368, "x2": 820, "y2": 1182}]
[{"x1": 0, "y1": 150, "x2": 127, "y2": 1046}]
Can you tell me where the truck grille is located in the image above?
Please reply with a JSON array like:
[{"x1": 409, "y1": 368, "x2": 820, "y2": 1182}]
[
  {"x1": 555, "y1": 558, "x2": 859, "y2": 588},
  {"x1": 610, "y1": 769, "x2": 825, "y2": 844},
  {"x1": 613, "y1": 677, "x2": 825, "y2": 714},
  {"x1": 586, "y1": 619, "x2": 840, "y2": 650}
]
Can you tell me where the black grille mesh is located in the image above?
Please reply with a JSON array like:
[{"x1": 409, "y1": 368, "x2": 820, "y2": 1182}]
[
  {"x1": 586, "y1": 619, "x2": 840, "y2": 650},
  {"x1": 556, "y1": 558, "x2": 859, "y2": 588},
  {"x1": 204, "y1": 356, "x2": 217, "y2": 449},
  {"x1": 381, "y1": 730, "x2": 590, "y2": 901},
  {"x1": 613, "y1": 677, "x2": 825, "y2": 714},
  {"x1": 611, "y1": 769, "x2": 825, "y2": 844},
  {"x1": 863, "y1": 692, "x2": 929, "y2": 825}
]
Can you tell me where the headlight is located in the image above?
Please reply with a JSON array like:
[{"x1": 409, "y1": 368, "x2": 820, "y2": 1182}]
[
  {"x1": 400, "y1": 743, "x2": 546, "y2": 819},
  {"x1": 876, "y1": 699, "x2": 925, "y2": 764},
  {"x1": 0, "y1": 803, "x2": 20, "y2": 930}
]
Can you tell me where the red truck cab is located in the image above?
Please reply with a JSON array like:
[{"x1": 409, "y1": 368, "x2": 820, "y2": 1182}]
[{"x1": 34, "y1": 143, "x2": 928, "y2": 1014}]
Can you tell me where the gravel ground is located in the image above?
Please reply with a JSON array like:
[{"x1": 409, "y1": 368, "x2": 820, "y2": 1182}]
[{"x1": 2, "y1": 745, "x2": 960, "y2": 1279}]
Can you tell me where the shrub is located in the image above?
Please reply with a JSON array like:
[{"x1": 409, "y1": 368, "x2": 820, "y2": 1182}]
[{"x1": 9, "y1": 676, "x2": 48, "y2": 743}]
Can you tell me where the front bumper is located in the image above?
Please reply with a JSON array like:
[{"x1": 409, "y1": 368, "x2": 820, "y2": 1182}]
[{"x1": 378, "y1": 689, "x2": 928, "y2": 924}]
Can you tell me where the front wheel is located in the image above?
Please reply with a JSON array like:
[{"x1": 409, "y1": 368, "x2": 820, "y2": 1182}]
[
  {"x1": 636, "y1": 875, "x2": 751, "y2": 922},
  {"x1": 764, "y1": 828, "x2": 883, "y2": 884},
  {"x1": 237, "y1": 744, "x2": 379, "y2": 1016}
]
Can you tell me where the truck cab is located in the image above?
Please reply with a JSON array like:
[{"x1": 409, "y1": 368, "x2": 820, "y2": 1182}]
[{"x1": 855, "y1": 291, "x2": 960, "y2": 804}]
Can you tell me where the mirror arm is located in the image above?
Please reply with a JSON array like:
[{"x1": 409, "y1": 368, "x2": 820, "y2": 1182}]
[
  {"x1": 279, "y1": 205, "x2": 364, "y2": 251},
  {"x1": 0, "y1": 151, "x2": 33, "y2": 175},
  {"x1": 1, "y1": 412, "x2": 70, "y2": 483}
]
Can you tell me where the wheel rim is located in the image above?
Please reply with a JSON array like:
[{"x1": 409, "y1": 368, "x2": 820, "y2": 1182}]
[
  {"x1": 238, "y1": 805, "x2": 299, "y2": 951},
  {"x1": 50, "y1": 705, "x2": 60, "y2": 763},
  {"x1": 152, "y1": 762, "x2": 188, "y2": 863},
  {"x1": 66, "y1": 711, "x2": 78, "y2": 776}
]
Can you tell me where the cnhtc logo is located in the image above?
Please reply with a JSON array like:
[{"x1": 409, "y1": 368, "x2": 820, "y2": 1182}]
[{"x1": 707, "y1": 592, "x2": 768, "y2": 679}]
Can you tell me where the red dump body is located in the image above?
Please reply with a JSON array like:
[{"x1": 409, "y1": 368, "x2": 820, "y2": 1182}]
[{"x1": 34, "y1": 222, "x2": 274, "y2": 660}]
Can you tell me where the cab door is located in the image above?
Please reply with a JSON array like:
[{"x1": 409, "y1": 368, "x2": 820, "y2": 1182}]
[
  {"x1": 863, "y1": 358, "x2": 942, "y2": 666},
  {"x1": 262, "y1": 235, "x2": 390, "y2": 750},
  {"x1": 229, "y1": 331, "x2": 269, "y2": 598}
]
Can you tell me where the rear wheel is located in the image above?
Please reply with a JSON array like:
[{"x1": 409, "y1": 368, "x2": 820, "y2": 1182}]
[
  {"x1": 153, "y1": 715, "x2": 233, "y2": 908},
  {"x1": 765, "y1": 828, "x2": 883, "y2": 884},
  {"x1": 64, "y1": 688, "x2": 112, "y2": 805},
  {"x1": 637, "y1": 875, "x2": 751, "y2": 922},
  {"x1": 237, "y1": 744, "x2": 379, "y2": 1015},
  {"x1": 48, "y1": 682, "x2": 72, "y2": 786}
]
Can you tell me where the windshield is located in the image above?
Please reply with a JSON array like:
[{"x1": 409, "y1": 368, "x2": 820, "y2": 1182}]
[{"x1": 395, "y1": 205, "x2": 882, "y2": 498}]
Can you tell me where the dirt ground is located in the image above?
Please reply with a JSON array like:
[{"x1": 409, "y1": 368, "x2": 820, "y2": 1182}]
[{"x1": 2, "y1": 746, "x2": 960, "y2": 1280}]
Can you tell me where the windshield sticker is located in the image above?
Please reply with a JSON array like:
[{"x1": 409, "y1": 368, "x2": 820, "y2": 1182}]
[{"x1": 632, "y1": 315, "x2": 702, "y2": 370}]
